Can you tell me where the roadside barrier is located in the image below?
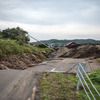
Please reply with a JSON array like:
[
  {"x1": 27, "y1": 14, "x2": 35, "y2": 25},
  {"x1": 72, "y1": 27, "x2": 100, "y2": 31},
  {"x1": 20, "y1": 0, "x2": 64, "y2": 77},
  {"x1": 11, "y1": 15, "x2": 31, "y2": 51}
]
[{"x1": 76, "y1": 62, "x2": 100, "y2": 100}]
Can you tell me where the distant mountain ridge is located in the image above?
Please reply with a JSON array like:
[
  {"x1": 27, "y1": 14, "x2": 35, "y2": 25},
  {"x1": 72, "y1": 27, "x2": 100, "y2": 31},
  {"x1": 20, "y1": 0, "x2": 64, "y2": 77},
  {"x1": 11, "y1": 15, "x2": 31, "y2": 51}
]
[{"x1": 33, "y1": 39, "x2": 100, "y2": 46}]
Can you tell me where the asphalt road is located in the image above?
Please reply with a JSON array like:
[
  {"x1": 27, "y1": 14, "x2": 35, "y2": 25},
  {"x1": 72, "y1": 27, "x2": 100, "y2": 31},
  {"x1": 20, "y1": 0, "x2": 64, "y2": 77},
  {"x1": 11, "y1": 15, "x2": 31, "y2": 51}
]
[{"x1": 0, "y1": 58, "x2": 99, "y2": 100}]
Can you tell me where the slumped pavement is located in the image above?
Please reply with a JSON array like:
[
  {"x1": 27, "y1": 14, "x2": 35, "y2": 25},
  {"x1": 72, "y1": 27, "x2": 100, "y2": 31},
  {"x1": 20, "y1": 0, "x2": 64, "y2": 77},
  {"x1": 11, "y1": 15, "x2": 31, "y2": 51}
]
[{"x1": 0, "y1": 58, "x2": 99, "y2": 100}]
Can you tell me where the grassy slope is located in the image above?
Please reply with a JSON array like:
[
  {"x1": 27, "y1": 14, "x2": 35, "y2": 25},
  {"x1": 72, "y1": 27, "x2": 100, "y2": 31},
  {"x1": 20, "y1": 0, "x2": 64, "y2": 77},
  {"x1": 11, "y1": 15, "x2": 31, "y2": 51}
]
[
  {"x1": 0, "y1": 39, "x2": 51, "y2": 58},
  {"x1": 40, "y1": 73, "x2": 78, "y2": 100},
  {"x1": 39, "y1": 70, "x2": 100, "y2": 100},
  {"x1": 78, "y1": 69, "x2": 100, "y2": 100}
]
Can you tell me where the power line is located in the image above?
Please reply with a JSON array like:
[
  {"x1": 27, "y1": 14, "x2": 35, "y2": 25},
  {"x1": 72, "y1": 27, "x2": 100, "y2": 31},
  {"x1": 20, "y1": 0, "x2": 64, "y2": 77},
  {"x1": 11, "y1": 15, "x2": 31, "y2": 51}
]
[
  {"x1": 0, "y1": 15, "x2": 14, "y2": 28},
  {"x1": 0, "y1": 10, "x2": 18, "y2": 27},
  {"x1": 28, "y1": 34, "x2": 55, "y2": 51},
  {"x1": 0, "y1": 10, "x2": 55, "y2": 51}
]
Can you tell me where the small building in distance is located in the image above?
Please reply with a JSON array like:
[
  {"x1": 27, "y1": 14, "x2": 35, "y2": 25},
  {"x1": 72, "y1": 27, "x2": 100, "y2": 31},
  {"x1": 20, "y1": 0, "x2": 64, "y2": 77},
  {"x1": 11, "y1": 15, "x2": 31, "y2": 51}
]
[{"x1": 65, "y1": 42, "x2": 77, "y2": 48}]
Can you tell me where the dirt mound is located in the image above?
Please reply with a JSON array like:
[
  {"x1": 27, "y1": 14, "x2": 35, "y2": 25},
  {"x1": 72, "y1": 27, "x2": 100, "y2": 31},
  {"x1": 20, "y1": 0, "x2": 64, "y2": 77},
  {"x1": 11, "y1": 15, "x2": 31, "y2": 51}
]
[
  {"x1": 0, "y1": 53, "x2": 43, "y2": 70},
  {"x1": 55, "y1": 44, "x2": 100, "y2": 58}
]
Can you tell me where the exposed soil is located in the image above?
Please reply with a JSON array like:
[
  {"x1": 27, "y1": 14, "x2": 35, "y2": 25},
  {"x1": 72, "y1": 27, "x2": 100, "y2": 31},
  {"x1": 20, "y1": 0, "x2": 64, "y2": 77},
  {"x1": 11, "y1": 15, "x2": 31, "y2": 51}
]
[
  {"x1": 55, "y1": 44, "x2": 100, "y2": 59},
  {"x1": 0, "y1": 53, "x2": 44, "y2": 70}
]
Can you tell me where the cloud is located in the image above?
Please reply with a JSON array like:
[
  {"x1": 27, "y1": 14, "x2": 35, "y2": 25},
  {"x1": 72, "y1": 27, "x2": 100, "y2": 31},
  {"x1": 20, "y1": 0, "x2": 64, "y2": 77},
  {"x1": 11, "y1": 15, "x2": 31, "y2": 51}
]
[
  {"x1": 0, "y1": 21, "x2": 100, "y2": 40},
  {"x1": 0, "y1": 0, "x2": 100, "y2": 41}
]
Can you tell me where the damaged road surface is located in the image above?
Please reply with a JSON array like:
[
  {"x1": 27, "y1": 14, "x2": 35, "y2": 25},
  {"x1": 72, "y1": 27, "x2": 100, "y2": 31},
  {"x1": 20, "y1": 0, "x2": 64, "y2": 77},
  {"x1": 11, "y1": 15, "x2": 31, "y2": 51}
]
[
  {"x1": 0, "y1": 65, "x2": 52, "y2": 100},
  {"x1": 0, "y1": 58, "x2": 100, "y2": 100}
]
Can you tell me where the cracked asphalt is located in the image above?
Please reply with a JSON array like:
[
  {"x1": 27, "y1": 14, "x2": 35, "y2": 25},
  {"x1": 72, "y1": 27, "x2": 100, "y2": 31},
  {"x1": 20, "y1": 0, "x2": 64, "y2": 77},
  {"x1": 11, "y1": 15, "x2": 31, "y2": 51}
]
[{"x1": 0, "y1": 58, "x2": 99, "y2": 100}]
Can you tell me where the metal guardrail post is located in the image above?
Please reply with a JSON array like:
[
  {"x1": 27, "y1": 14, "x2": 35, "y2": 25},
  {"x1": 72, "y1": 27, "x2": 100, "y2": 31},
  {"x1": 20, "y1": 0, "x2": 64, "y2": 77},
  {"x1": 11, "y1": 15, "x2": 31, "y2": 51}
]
[{"x1": 76, "y1": 62, "x2": 86, "y2": 90}]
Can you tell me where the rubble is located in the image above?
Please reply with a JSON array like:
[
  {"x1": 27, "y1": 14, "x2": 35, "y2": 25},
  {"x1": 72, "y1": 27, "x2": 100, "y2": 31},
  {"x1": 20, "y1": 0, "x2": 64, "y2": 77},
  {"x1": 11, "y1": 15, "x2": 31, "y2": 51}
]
[{"x1": 55, "y1": 44, "x2": 100, "y2": 58}]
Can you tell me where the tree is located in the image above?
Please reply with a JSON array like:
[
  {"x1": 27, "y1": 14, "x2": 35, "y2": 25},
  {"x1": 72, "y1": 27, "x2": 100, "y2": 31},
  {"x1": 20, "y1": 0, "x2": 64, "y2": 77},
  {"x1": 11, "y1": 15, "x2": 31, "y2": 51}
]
[
  {"x1": 1, "y1": 27, "x2": 30, "y2": 44},
  {"x1": 36, "y1": 44, "x2": 48, "y2": 48},
  {"x1": 0, "y1": 30, "x2": 2, "y2": 38}
]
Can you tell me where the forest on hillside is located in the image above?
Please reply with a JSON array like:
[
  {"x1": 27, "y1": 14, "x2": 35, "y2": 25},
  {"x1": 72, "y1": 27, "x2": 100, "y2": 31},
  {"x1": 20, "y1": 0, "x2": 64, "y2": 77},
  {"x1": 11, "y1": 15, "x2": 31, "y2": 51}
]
[{"x1": 33, "y1": 39, "x2": 100, "y2": 46}]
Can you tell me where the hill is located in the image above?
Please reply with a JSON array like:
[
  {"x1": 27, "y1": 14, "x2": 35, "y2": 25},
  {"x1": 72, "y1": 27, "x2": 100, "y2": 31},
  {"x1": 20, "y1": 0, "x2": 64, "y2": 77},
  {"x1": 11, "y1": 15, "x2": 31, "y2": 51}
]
[{"x1": 33, "y1": 39, "x2": 100, "y2": 46}]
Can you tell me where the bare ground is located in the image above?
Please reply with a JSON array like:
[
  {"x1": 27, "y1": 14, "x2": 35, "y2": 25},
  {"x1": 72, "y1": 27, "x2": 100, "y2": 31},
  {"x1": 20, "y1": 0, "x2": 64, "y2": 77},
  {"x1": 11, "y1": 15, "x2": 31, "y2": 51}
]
[
  {"x1": 0, "y1": 53, "x2": 44, "y2": 70},
  {"x1": 55, "y1": 44, "x2": 100, "y2": 58}
]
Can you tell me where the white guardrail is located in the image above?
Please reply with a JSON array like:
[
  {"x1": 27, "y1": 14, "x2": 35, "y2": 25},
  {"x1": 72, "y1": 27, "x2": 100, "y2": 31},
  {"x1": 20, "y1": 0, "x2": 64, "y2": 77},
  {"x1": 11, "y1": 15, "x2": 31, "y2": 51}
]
[{"x1": 76, "y1": 62, "x2": 100, "y2": 100}]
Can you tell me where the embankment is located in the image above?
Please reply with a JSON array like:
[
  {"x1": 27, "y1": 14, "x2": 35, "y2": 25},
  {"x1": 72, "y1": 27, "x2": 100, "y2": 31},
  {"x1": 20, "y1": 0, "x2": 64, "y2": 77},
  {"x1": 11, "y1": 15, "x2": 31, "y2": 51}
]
[{"x1": 55, "y1": 44, "x2": 100, "y2": 58}]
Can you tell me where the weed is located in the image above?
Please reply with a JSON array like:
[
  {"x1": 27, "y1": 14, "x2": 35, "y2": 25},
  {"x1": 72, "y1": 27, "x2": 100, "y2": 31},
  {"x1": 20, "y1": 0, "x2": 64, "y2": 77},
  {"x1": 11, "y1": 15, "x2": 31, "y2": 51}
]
[
  {"x1": 77, "y1": 69, "x2": 100, "y2": 100},
  {"x1": 13, "y1": 83, "x2": 18, "y2": 89},
  {"x1": 35, "y1": 72, "x2": 39, "y2": 75},
  {"x1": 0, "y1": 39, "x2": 51, "y2": 58},
  {"x1": 40, "y1": 73, "x2": 78, "y2": 100}
]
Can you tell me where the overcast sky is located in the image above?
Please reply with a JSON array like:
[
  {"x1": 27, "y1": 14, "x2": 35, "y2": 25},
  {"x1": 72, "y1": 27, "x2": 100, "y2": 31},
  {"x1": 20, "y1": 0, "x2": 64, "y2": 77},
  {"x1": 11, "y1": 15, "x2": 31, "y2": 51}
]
[{"x1": 0, "y1": 0, "x2": 100, "y2": 41}]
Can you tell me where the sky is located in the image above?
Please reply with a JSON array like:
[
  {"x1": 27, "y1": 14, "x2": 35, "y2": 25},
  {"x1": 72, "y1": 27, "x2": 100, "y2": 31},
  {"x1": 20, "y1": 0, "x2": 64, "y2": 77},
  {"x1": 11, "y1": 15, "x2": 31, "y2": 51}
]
[{"x1": 0, "y1": 0, "x2": 100, "y2": 41}]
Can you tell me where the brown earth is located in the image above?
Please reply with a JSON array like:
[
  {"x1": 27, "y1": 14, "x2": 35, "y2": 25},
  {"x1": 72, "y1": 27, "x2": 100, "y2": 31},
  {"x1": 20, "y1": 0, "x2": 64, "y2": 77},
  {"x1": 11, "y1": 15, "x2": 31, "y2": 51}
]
[
  {"x1": 55, "y1": 44, "x2": 100, "y2": 58},
  {"x1": 0, "y1": 53, "x2": 44, "y2": 70}
]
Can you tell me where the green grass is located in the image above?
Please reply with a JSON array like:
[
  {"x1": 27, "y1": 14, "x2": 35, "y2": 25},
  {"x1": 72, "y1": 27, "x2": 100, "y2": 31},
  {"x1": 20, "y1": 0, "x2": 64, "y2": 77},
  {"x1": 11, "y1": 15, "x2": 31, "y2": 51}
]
[
  {"x1": 40, "y1": 73, "x2": 78, "y2": 100},
  {"x1": 39, "y1": 70, "x2": 100, "y2": 100},
  {"x1": 77, "y1": 69, "x2": 100, "y2": 100},
  {"x1": 0, "y1": 39, "x2": 51, "y2": 58}
]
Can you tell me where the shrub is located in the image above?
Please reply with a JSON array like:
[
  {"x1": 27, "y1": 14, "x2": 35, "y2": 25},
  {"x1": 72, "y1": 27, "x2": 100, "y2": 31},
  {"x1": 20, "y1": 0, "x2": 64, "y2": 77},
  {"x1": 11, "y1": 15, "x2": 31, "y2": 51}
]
[
  {"x1": 36, "y1": 44, "x2": 48, "y2": 48},
  {"x1": 0, "y1": 39, "x2": 50, "y2": 58}
]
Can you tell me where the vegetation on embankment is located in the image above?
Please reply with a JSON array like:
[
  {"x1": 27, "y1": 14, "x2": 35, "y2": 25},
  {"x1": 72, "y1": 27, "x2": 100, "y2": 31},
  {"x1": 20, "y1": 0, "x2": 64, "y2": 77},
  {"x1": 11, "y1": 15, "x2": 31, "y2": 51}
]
[
  {"x1": 39, "y1": 73, "x2": 78, "y2": 100},
  {"x1": 0, "y1": 39, "x2": 51, "y2": 69},
  {"x1": 39, "y1": 70, "x2": 100, "y2": 100},
  {"x1": 0, "y1": 27, "x2": 51, "y2": 69},
  {"x1": 78, "y1": 69, "x2": 100, "y2": 100},
  {"x1": 0, "y1": 39, "x2": 50, "y2": 58},
  {"x1": 0, "y1": 27, "x2": 51, "y2": 58}
]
